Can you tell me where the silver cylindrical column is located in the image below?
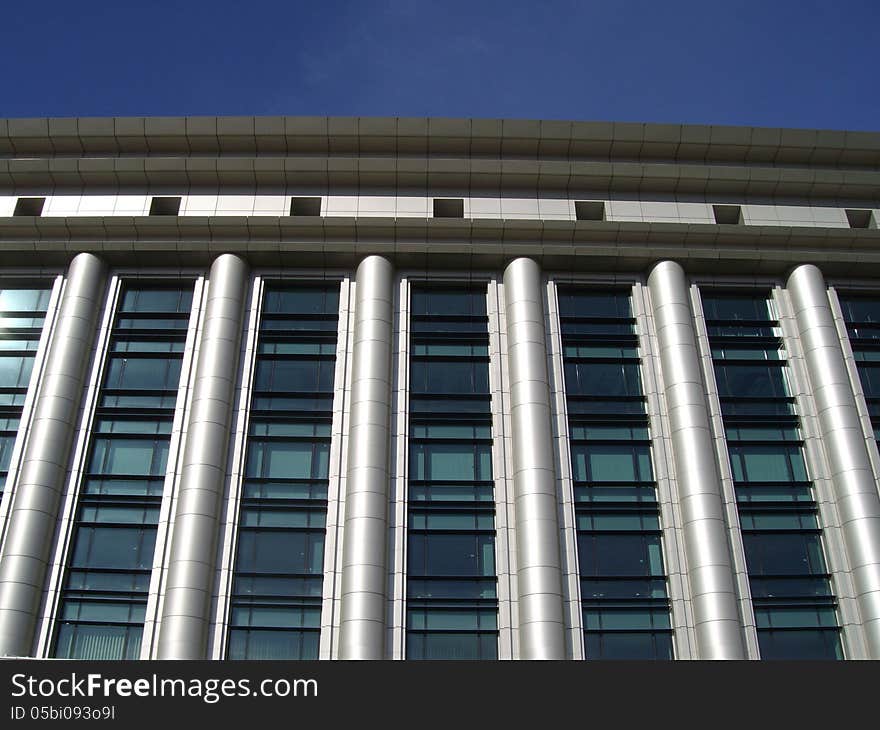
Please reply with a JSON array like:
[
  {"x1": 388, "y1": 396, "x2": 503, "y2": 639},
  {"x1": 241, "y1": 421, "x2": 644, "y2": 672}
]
[
  {"x1": 787, "y1": 264, "x2": 880, "y2": 658},
  {"x1": 338, "y1": 255, "x2": 394, "y2": 659},
  {"x1": 647, "y1": 260, "x2": 747, "y2": 659},
  {"x1": 504, "y1": 258, "x2": 566, "y2": 659},
  {"x1": 156, "y1": 254, "x2": 249, "y2": 659},
  {"x1": 0, "y1": 252, "x2": 107, "y2": 657}
]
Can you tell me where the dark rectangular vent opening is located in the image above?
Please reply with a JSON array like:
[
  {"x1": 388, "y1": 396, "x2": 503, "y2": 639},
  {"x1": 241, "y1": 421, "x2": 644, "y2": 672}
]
[
  {"x1": 845, "y1": 209, "x2": 875, "y2": 229},
  {"x1": 13, "y1": 197, "x2": 45, "y2": 216},
  {"x1": 149, "y1": 197, "x2": 181, "y2": 216},
  {"x1": 713, "y1": 205, "x2": 742, "y2": 225},
  {"x1": 290, "y1": 197, "x2": 322, "y2": 216},
  {"x1": 575, "y1": 201, "x2": 605, "y2": 221},
  {"x1": 433, "y1": 198, "x2": 464, "y2": 218}
]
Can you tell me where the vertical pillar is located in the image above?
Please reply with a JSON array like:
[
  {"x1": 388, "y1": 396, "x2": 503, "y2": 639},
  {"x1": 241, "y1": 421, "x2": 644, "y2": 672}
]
[
  {"x1": 647, "y1": 260, "x2": 747, "y2": 659},
  {"x1": 156, "y1": 254, "x2": 248, "y2": 659},
  {"x1": 504, "y1": 258, "x2": 567, "y2": 659},
  {"x1": 0, "y1": 252, "x2": 107, "y2": 657},
  {"x1": 787, "y1": 264, "x2": 880, "y2": 658},
  {"x1": 338, "y1": 256, "x2": 395, "y2": 659}
]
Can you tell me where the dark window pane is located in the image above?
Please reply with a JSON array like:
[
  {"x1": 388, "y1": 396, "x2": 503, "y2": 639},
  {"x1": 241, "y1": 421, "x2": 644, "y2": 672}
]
[
  {"x1": 411, "y1": 289, "x2": 486, "y2": 317},
  {"x1": 70, "y1": 527, "x2": 156, "y2": 571},
  {"x1": 408, "y1": 533, "x2": 495, "y2": 577},
  {"x1": 406, "y1": 632, "x2": 497, "y2": 660},
  {"x1": 702, "y1": 295, "x2": 770, "y2": 322},
  {"x1": 558, "y1": 291, "x2": 631, "y2": 318},
  {"x1": 758, "y1": 629, "x2": 843, "y2": 660},
  {"x1": 236, "y1": 531, "x2": 324, "y2": 574},
  {"x1": 104, "y1": 357, "x2": 182, "y2": 390},
  {"x1": 227, "y1": 629, "x2": 319, "y2": 660},
  {"x1": 578, "y1": 534, "x2": 664, "y2": 577},
  {"x1": 715, "y1": 364, "x2": 788, "y2": 399},
  {"x1": 564, "y1": 361, "x2": 642, "y2": 397},
  {"x1": 54, "y1": 624, "x2": 142, "y2": 660},
  {"x1": 742, "y1": 532, "x2": 827, "y2": 576},
  {"x1": 571, "y1": 443, "x2": 652, "y2": 483},
  {"x1": 263, "y1": 288, "x2": 338, "y2": 316},
  {"x1": 585, "y1": 631, "x2": 673, "y2": 660},
  {"x1": 410, "y1": 360, "x2": 489, "y2": 395}
]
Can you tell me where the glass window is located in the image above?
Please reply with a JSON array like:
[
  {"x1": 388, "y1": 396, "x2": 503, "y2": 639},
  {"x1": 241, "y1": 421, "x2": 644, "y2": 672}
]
[
  {"x1": 715, "y1": 363, "x2": 788, "y2": 399},
  {"x1": 557, "y1": 291, "x2": 631, "y2": 318},
  {"x1": 263, "y1": 288, "x2": 338, "y2": 316},
  {"x1": 406, "y1": 632, "x2": 497, "y2": 660},
  {"x1": 70, "y1": 527, "x2": 156, "y2": 571},
  {"x1": 571, "y1": 443, "x2": 653, "y2": 483},
  {"x1": 729, "y1": 445, "x2": 807, "y2": 483},
  {"x1": 236, "y1": 531, "x2": 324, "y2": 574},
  {"x1": 88, "y1": 438, "x2": 169, "y2": 477},
  {"x1": 104, "y1": 357, "x2": 182, "y2": 391},
  {"x1": 410, "y1": 360, "x2": 489, "y2": 395},
  {"x1": 54, "y1": 624, "x2": 142, "y2": 660},
  {"x1": 742, "y1": 532, "x2": 827, "y2": 576},
  {"x1": 702, "y1": 295, "x2": 770, "y2": 322},
  {"x1": 0, "y1": 287, "x2": 51, "y2": 312},
  {"x1": 585, "y1": 631, "x2": 673, "y2": 660},
  {"x1": 407, "y1": 608, "x2": 497, "y2": 631},
  {"x1": 254, "y1": 359, "x2": 335, "y2": 392},
  {"x1": 840, "y1": 298, "x2": 880, "y2": 324},
  {"x1": 577, "y1": 533, "x2": 664, "y2": 577},
  {"x1": 120, "y1": 288, "x2": 193, "y2": 314},
  {"x1": 564, "y1": 361, "x2": 642, "y2": 397},
  {"x1": 408, "y1": 533, "x2": 495, "y2": 577},
  {"x1": 410, "y1": 442, "x2": 492, "y2": 482},
  {"x1": 227, "y1": 629, "x2": 319, "y2": 660},
  {"x1": 757, "y1": 629, "x2": 843, "y2": 660},
  {"x1": 411, "y1": 289, "x2": 486, "y2": 317},
  {"x1": 245, "y1": 441, "x2": 329, "y2": 480}
]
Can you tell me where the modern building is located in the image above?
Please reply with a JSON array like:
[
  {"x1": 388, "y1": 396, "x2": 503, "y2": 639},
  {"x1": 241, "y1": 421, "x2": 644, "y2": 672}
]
[{"x1": 0, "y1": 116, "x2": 878, "y2": 661}]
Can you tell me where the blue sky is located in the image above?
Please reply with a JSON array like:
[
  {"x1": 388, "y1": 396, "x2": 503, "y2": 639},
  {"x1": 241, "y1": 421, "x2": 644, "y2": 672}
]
[{"x1": 3, "y1": 0, "x2": 877, "y2": 130}]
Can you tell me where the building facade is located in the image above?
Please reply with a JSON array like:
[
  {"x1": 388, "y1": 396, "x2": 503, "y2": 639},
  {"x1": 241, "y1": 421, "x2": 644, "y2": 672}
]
[{"x1": 0, "y1": 117, "x2": 878, "y2": 660}]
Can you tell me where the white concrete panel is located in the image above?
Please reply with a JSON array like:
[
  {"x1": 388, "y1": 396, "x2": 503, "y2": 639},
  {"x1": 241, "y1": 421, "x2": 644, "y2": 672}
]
[
  {"x1": 215, "y1": 195, "x2": 255, "y2": 214},
  {"x1": 742, "y1": 204, "x2": 778, "y2": 225},
  {"x1": 43, "y1": 195, "x2": 81, "y2": 216},
  {"x1": 676, "y1": 202, "x2": 714, "y2": 223},
  {"x1": 250, "y1": 196, "x2": 289, "y2": 215},
  {"x1": 607, "y1": 200, "x2": 642, "y2": 221},
  {"x1": 0, "y1": 197, "x2": 16, "y2": 216},
  {"x1": 357, "y1": 196, "x2": 396, "y2": 216},
  {"x1": 395, "y1": 196, "x2": 430, "y2": 217},
  {"x1": 641, "y1": 201, "x2": 679, "y2": 222},
  {"x1": 811, "y1": 206, "x2": 848, "y2": 227},
  {"x1": 76, "y1": 196, "x2": 118, "y2": 216},
  {"x1": 181, "y1": 195, "x2": 218, "y2": 215},
  {"x1": 775, "y1": 205, "x2": 814, "y2": 225},
  {"x1": 500, "y1": 197, "x2": 539, "y2": 218},
  {"x1": 324, "y1": 195, "x2": 359, "y2": 215},
  {"x1": 114, "y1": 195, "x2": 150, "y2": 215},
  {"x1": 469, "y1": 196, "x2": 503, "y2": 218},
  {"x1": 538, "y1": 198, "x2": 573, "y2": 220}
]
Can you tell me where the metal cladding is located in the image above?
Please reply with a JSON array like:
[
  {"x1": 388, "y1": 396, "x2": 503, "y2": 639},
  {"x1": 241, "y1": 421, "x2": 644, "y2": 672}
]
[
  {"x1": 156, "y1": 253, "x2": 249, "y2": 660},
  {"x1": 338, "y1": 255, "x2": 395, "y2": 659},
  {"x1": 0, "y1": 252, "x2": 107, "y2": 657},
  {"x1": 504, "y1": 258, "x2": 567, "y2": 659},
  {"x1": 787, "y1": 264, "x2": 880, "y2": 658},
  {"x1": 647, "y1": 260, "x2": 747, "y2": 659}
]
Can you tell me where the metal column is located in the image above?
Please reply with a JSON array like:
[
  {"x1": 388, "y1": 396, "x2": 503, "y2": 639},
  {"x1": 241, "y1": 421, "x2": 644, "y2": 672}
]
[
  {"x1": 156, "y1": 254, "x2": 249, "y2": 659},
  {"x1": 504, "y1": 257, "x2": 567, "y2": 659},
  {"x1": 647, "y1": 260, "x2": 747, "y2": 659},
  {"x1": 0, "y1": 252, "x2": 107, "y2": 657},
  {"x1": 787, "y1": 263, "x2": 880, "y2": 658},
  {"x1": 338, "y1": 256, "x2": 395, "y2": 659}
]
